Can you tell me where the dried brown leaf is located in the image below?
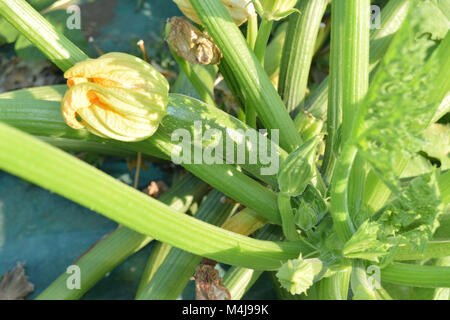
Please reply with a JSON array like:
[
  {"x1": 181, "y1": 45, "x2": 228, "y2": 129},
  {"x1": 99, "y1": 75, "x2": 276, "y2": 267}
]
[{"x1": 0, "y1": 262, "x2": 34, "y2": 300}]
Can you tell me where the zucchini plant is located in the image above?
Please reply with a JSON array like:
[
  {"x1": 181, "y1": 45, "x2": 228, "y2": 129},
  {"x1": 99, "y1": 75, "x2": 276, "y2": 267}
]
[{"x1": 0, "y1": 0, "x2": 449, "y2": 300}]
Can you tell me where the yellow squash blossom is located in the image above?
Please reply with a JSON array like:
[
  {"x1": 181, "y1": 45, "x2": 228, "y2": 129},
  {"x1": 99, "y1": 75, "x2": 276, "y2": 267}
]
[{"x1": 61, "y1": 52, "x2": 169, "y2": 142}]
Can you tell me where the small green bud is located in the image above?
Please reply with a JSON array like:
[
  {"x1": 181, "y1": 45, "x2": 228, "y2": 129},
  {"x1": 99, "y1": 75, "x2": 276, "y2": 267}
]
[
  {"x1": 253, "y1": 0, "x2": 299, "y2": 21},
  {"x1": 276, "y1": 255, "x2": 323, "y2": 295},
  {"x1": 294, "y1": 110, "x2": 324, "y2": 141},
  {"x1": 294, "y1": 199, "x2": 317, "y2": 231},
  {"x1": 302, "y1": 185, "x2": 328, "y2": 217},
  {"x1": 278, "y1": 137, "x2": 320, "y2": 196}
]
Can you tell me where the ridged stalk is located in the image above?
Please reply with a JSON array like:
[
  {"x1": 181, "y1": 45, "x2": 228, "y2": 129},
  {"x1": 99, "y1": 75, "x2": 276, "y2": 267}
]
[
  {"x1": 382, "y1": 263, "x2": 450, "y2": 288},
  {"x1": 328, "y1": 0, "x2": 370, "y2": 242},
  {"x1": 223, "y1": 225, "x2": 284, "y2": 299},
  {"x1": 136, "y1": 190, "x2": 238, "y2": 300},
  {"x1": 0, "y1": 123, "x2": 314, "y2": 270},
  {"x1": 300, "y1": 0, "x2": 410, "y2": 122},
  {"x1": 135, "y1": 242, "x2": 174, "y2": 298},
  {"x1": 138, "y1": 209, "x2": 267, "y2": 299},
  {"x1": 0, "y1": 97, "x2": 283, "y2": 224},
  {"x1": 317, "y1": 267, "x2": 352, "y2": 300},
  {"x1": 0, "y1": 0, "x2": 87, "y2": 70},
  {"x1": 189, "y1": 0, "x2": 302, "y2": 152},
  {"x1": 278, "y1": 0, "x2": 328, "y2": 115},
  {"x1": 36, "y1": 173, "x2": 208, "y2": 299}
]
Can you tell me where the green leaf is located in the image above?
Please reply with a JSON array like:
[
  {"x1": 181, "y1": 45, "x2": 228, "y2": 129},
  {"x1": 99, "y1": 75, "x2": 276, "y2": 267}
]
[
  {"x1": 382, "y1": 263, "x2": 450, "y2": 288},
  {"x1": 0, "y1": 122, "x2": 314, "y2": 270},
  {"x1": 189, "y1": 0, "x2": 302, "y2": 152},
  {"x1": 437, "y1": 0, "x2": 450, "y2": 21},
  {"x1": 0, "y1": 0, "x2": 88, "y2": 71},
  {"x1": 343, "y1": 220, "x2": 391, "y2": 262},
  {"x1": 422, "y1": 123, "x2": 450, "y2": 170},
  {"x1": 417, "y1": 0, "x2": 450, "y2": 40},
  {"x1": 0, "y1": 0, "x2": 54, "y2": 44},
  {"x1": 378, "y1": 171, "x2": 444, "y2": 253},
  {"x1": 357, "y1": 0, "x2": 450, "y2": 195}
]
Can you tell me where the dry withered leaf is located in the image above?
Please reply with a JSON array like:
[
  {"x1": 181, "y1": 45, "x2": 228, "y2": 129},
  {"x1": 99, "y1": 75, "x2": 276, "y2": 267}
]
[
  {"x1": 145, "y1": 181, "x2": 169, "y2": 198},
  {"x1": 167, "y1": 17, "x2": 222, "y2": 65},
  {"x1": 194, "y1": 259, "x2": 231, "y2": 300},
  {"x1": 0, "y1": 262, "x2": 34, "y2": 300}
]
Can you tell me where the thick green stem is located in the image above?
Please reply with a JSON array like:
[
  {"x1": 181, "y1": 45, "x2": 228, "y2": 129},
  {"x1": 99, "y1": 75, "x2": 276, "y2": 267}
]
[
  {"x1": 0, "y1": 0, "x2": 287, "y2": 222},
  {"x1": 0, "y1": 0, "x2": 87, "y2": 70},
  {"x1": 278, "y1": 0, "x2": 328, "y2": 115},
  {"x1": 300, "y1": 0, "x2": 410, "y2": 122},
  {"x1": 329, "y1": 144, "x2": 357, "y2": 242},
  {"x1": 0, "y1": 123, "x2": 314, "y2": 270},
  {"x1": 245, "y1": 13, "x2": 259, "y2": 128},
  {"x1": 328, "y1": 0, "x2": 370, "y2": 241},
  {"x1": 37, "y1": 137, "x2": 137, "y2": 158},
  {"x1": 223, "y1": 267, "x2": 263, "y2": 300},
  {"x1": 394, "y1": 241, "x2": 450, "y2": 261},
  {"x1": 189, "y1": 0, "x2": 302, "y2": 152},
  {"x1": 321, "y1": 0, "x2": 345, "y2": 183},
  {"x1": 433, "y1": 257, "x2": 450, "y2": 300},
  {"x1": 351, "y1": 260, "x2": 391, "y2": 300},
  {"x1": 254, "y1": 18, "x2": 273, "y2": 66},
  {"x1": 246, "y1": 13, "x2": 258, "y2": 49},
  {"x1": 135, "y1": 242, "x2": 173, "y2": 298},
  {"x1": 223, "y1": 224, "x2": 284, "y2": 299},
  {"x1": 277, "y1": 193, "x2": 300, "y2": 241}
]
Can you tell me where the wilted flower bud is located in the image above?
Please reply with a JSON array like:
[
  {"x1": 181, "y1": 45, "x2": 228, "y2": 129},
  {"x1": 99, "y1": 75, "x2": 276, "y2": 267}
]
[
  {"x1": 276, "y1": 255, "x2": 323, "y2": 295},
  {"x1": 61, "y1": 52, "x2": 169, "y2": 142},
  {"x1": 167, "y1": 17, "x2": 222, "y2": 65},
  {"x1": 277, "y1": 137, "x2": 320, "y2": 196},
  {"x1": 253, "y1": 0, "x2": 299, "y2": 21},
  {"x1": 173, "y1": 0, "x2": 255, "y2": 26}
]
